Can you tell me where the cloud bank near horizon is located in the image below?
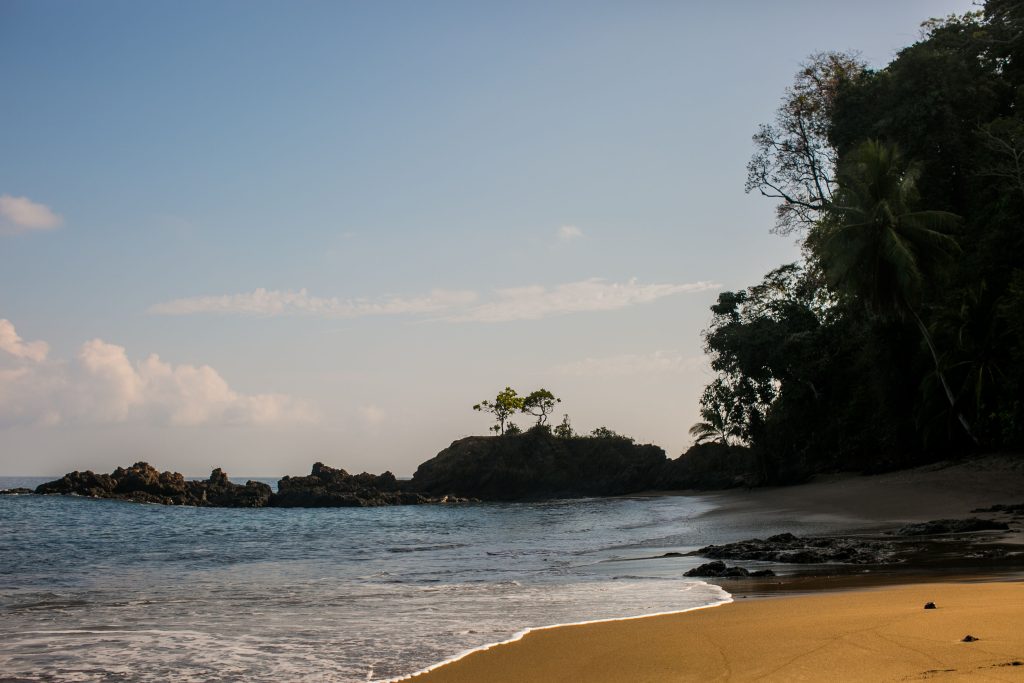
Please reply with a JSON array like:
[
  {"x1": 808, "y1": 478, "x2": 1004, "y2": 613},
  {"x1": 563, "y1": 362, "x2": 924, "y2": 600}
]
[
  {"x1": 149, "y1": 278, "x2": 720, "y2": 323},
  {"x1": 148, "y1": 288, "x2": 479, "y2": 318},
  {"x1": 552, "y1": 350, "x2": 707, "y2": 377},
  {"x1": 0, "y1": 319, "x2": 317, "y2": 428}
]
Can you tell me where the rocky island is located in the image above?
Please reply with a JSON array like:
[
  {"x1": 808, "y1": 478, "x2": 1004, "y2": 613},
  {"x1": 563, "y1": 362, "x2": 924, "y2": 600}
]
[{"x1": 15, "y1": 426, "x2": 762, "y2": 508}]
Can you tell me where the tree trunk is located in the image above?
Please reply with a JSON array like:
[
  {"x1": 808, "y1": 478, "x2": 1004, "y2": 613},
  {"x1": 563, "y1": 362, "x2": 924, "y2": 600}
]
[{"x1": 909, "y1": 308, "x2": 979, "y2": 446}]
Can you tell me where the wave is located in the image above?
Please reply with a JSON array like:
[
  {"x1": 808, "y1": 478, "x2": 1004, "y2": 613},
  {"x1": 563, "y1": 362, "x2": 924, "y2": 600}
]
[{"x1": 381, "y1": 581, "x2": 732, "y2": 683}]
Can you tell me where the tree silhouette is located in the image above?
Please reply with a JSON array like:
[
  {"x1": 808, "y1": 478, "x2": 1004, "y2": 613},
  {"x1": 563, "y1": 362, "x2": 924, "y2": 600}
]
[{"x1": 814, "y1": 140, "x2": 975, "y2": 442}]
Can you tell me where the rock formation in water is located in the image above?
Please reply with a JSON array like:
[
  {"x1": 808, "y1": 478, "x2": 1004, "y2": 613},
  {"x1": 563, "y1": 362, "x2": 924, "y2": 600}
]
[
  {"x1": 273, "y1": 462, "x2": 446, "y2": 507},
  {"x1": 22, "y1": 427, "x2": 776, "y2": 508},
  {"x1": 30, "y1": 461, "x2": 470, "y2": 508},
  {"x1": 411, "y1": 428, "x2": 668, "y2": 500},
  {"x1": 34, "y1": 462, "x2": 272, "y2": 507}
]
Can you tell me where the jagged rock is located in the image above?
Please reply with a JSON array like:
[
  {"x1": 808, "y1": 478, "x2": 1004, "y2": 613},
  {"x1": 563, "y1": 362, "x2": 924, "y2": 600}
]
[
  {"x1": 35, "y1": 462, "x2": 270, "y2": 508},
  {"x1": 684, "y1": 560, "x2": 775, "y2": 578},
  {"x1": 691, "y1": 533, "x2": 900, "y2": 565},
  {"x1": 0, "y1": 487, "x2": 34, "y2": 495},
  {"x1": 271, "y1": 462, "x2": 417, "y2": 507},
  {"x1": 891, "y1": 518, "x2": 1010, "y2": 536},
  {"x1": 33, "y1": 461, "x2": 470, "y2": 509},
  {"x1": 685, "y1": 560, "x2": 729, "y2": 576},
  {"x1": 924, "y1": 602, "x2": 937, "y2": 609},
  {"x1": 36, "y1": 469, "x2": 116, "y2": 497}
]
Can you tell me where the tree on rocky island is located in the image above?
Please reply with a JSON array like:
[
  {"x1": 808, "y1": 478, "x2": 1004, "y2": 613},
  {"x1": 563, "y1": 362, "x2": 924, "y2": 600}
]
[
  {"x1": 553, "y1": 414, "x2": 574, "y2": 438},
  {"x1": 473, "y1": 387, "x2": 524, "y2": 435},
  {"x1": 589, "y1": 426, "x2": 633, "y2": 442},
  {"x1": 522, "y1": 388, "x2": 561, "y2": 426}
]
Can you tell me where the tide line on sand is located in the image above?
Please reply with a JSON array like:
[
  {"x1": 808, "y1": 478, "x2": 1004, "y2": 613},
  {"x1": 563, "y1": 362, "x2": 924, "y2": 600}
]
[
  {"x1": 403, "y1": 580, "x2": 1024, "y2": 683},
  {"x1": 384, "y1": 581, "x2": 733, "y2": 683}
]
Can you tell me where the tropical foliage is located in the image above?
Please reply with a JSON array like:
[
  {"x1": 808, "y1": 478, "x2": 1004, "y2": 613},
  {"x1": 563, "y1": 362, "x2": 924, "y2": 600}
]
[
  {"x1": 695, "y1": 2, "x2": 1024, "y2": 481},
  {"x1": 474, "y1": 387, "x2": 563, "y2": 435}
]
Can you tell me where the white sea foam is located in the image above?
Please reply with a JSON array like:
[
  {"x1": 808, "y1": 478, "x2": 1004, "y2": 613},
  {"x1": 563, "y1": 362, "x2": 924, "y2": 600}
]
[
  {"x1": 4, "y1": 488, "x2": 799, "y2": 682},
  {"x1": 383, "y1": 581, "x2": 733, "y2": 683}
]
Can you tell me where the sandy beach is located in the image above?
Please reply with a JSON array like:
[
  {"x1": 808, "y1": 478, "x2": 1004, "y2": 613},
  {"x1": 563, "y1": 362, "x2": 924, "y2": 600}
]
[
  {"x1": 411, "y1": 458, "x2": 1024, "y2": 682},
  {"x1": 410, "y1": 581, "x2": 1024, "y2": 682}
]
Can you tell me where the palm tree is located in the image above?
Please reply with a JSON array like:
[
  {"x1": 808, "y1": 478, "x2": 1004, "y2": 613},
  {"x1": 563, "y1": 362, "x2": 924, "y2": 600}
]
[
  {"x1": 689, "y1": 379, "x2": 741, "y2": 446},
  {"x1": 688, "y1": 416, "x2": 729, "y2": 445},
  {"x1": 813, "y1": 139, "x2": 977, "y2": 443}
]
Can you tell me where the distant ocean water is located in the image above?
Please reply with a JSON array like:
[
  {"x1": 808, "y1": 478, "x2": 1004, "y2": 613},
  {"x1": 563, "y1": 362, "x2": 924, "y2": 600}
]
[{"x1": 0, "y1": 476, "x2": 844, "y2": 682}]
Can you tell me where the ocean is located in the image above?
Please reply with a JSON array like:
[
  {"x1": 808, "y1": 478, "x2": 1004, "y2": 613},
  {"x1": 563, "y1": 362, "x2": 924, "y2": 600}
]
[{"x1": 0, "y1": 476, "x2": 843, "y2": 682}]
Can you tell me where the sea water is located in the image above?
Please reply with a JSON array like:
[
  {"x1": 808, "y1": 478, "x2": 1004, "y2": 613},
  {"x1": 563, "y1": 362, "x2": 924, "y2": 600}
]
[{"x1": 0, "y1": 476, "x2": 815, "y2": 682}]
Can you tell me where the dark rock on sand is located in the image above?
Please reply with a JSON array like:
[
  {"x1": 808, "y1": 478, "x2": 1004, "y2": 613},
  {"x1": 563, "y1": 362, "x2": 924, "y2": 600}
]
[
  {"x1": 962, "y1": 635, "x2": 979, "y2": 642},
  {"x1": 684, "y1": 560, "x2": 775, "y2": 578},
  {"x1": 972, "y1": 502, "x2": 1024, "y2": 514},
  {"x1": 924, "y1": 602, "x2": 936, "y2": 609},
  {"x1": 890, "y1": 518, "x2": 1010, "y2": 536},
  {"x1": 690, "y1": 532, "x2": 901, "y2": 565}
]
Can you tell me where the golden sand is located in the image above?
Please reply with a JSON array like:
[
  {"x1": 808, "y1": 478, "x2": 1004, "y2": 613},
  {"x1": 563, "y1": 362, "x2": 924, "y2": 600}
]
[{"x1": 410, "y1": 581, "x2": 1024, "y2": 682}]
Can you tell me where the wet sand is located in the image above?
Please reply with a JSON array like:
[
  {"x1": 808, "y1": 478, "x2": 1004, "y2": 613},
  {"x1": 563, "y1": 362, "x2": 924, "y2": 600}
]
[
  {"x1": 410, "y1": 456, "x2": 1024, "y2": 682},
  {"x1": 410, "y1": 581, "x2": 1024, "y2": 682}
]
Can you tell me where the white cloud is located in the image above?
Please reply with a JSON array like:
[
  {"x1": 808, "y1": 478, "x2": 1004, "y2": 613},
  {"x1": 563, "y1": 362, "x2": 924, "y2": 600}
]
[
  {"x1": 556, "y1": 225, "x2": 583, "y2": 243},
  {"x1": 0, "y1": 319, "x2": 49, "y2": 362},
  {"x1": 0, "y1": 195, "x2": 62, "y2": 234},
  {"x1": 446, "y1": 278, "x2": 720, "y2": 322},
  {"x1": 553, "y1": 350, "x2": 707, "y2": 377},
  {"x1": 149, "y1": 287, "x2": 478, "y2": 317},
  {"x1": 0, "y1": 319, "x2": 317, "y2": 427},
  {"x1": 149, "y1": 279, "x2": 719, "y2": 323}
]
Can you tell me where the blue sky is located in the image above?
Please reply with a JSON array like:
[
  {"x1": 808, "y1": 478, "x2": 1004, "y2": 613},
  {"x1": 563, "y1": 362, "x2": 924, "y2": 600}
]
[{"x1": 0, "y1": 0, "x2": 974, "y2": 476}]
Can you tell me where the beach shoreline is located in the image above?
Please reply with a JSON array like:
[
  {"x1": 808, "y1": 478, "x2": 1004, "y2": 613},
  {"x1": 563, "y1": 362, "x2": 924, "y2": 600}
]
[
  {"x1": 388, "y1": 581, "x2": 734, "y2": 683},
  {"x1": 405, "y1": 457, "x2": 1024, "y2": 682},
  {"x1": 408, "y1": 579, "x2": 1024, "y2": 682}
]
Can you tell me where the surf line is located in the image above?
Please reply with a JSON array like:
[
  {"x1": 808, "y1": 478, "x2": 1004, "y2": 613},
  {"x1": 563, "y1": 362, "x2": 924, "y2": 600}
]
[{"x1": 382, "y1": 581, "x2": 734, "y2": 683}]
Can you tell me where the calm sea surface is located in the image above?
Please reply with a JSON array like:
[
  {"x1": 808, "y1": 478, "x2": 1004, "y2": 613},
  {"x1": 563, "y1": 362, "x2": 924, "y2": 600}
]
[{"x1": 0, "y1": 476, "x2": 849, "y2": 682}]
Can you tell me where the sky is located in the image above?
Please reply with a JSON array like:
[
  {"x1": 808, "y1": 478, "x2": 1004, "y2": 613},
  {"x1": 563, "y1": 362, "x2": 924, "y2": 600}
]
[{"x1": 0, "y1": 0, "x2": 975, "y2": 477}]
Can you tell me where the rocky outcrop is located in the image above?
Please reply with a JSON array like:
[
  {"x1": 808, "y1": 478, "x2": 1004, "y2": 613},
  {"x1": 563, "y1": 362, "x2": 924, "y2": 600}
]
[
  {"x1": 690, "y1": 532, "x2": 902, "y2": 565},
  {"x1": 0, "y1": 487, "x2": 34, "y2": 495},
  {"x1": 272, "y1": 462, "x2": 461, "y2": 507},
  {"x1": 27, "y1": 428, "x2": 770, "y2": 509},
  {"x1": 32, "y1": 461, "x2": 472, "y2": 508},
  {"x1": 411, "y1": 428, "x2": 669, "y2": 500},
  {"x1": 889, "y1": 518, "x2": 1010, "y2": 536},
  {"x1": 684, "y1": 560, "x2": 775, "y2": 578},
  {"x1": 35, "y1": 462, "x2": 271, "y2": 507}
]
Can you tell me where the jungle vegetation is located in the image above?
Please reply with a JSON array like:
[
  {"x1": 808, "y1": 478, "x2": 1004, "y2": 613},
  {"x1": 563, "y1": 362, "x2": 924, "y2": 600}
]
[{"x1": 694, "y1": 1, "x2": 1024, "y2": 482}]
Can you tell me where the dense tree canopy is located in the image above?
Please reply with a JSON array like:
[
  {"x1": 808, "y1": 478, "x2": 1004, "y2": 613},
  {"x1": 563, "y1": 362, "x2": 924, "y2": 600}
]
[{"x1": 696, "y1": 1, "x2": 1024, "y2": 481}]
